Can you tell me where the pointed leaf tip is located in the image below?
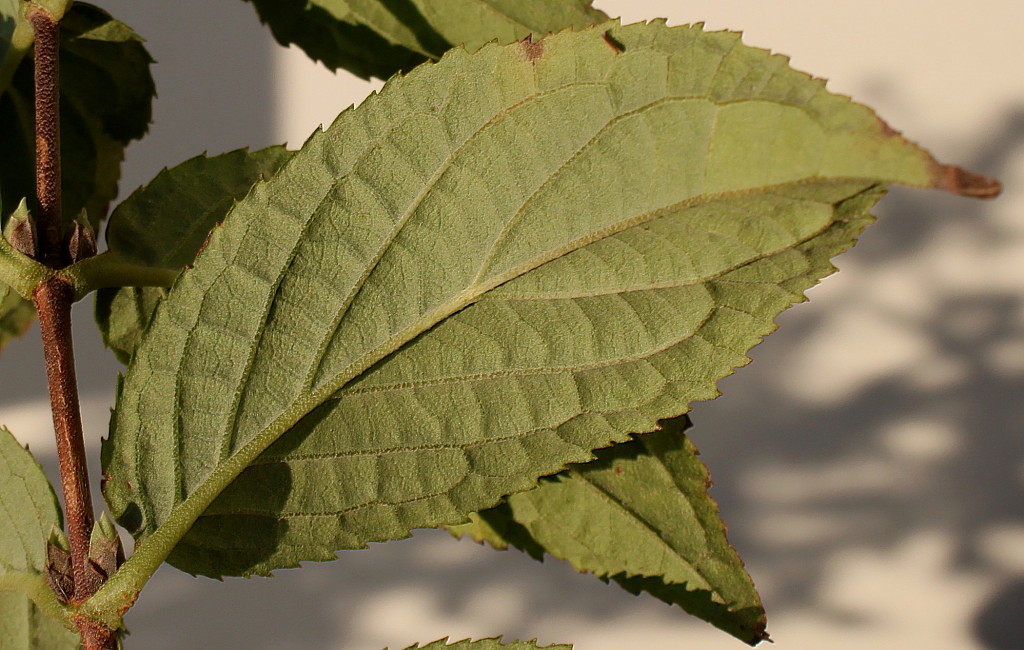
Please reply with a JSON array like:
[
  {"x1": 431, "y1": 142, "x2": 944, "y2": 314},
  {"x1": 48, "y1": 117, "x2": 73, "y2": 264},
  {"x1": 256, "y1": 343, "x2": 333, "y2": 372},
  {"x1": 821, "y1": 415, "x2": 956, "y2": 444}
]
[{"x1": 931, "y1": 162, "x2": 1002, "y2": 198}]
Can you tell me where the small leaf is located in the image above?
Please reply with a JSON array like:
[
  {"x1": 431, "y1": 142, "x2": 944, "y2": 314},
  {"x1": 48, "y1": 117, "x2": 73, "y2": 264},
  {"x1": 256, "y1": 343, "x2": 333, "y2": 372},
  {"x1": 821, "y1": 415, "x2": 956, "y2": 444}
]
[
  {"x1": 451, "y1": 417, "x2": 767, "y2": 645},
  {"x1": 0, "y1": 0, "x2": 31, "y2": 92},
  {"x1": 401, "y1": 639, "x2": 571, "y2": 650},
  {"x1": 94, "y1": 286, "x2": 165, "y2": 365},
  {"x1": 0, "y1": 200, "x2": 46, "y2": 357},
  {"x1": 106, "y1": 146, "x2": 293, "y2": 270},
  {"x1": 95, "y1": 146, "x2": 293, "y2": 363},
  {"x1": 0, "y1": 2, "x2": 155, "y2": 230},
  {"x1": 0, "y1": 287, "x2": 34, "y2": 356},
  {"x1": 0, "y1": 427, "x2": 78, "y2": 648},
  {"x1": 242, "y1": 0, "x2": 607, "y2": 80},
  {"x1": 102, "y1": 22, "x2": 996, "y2": 582}
]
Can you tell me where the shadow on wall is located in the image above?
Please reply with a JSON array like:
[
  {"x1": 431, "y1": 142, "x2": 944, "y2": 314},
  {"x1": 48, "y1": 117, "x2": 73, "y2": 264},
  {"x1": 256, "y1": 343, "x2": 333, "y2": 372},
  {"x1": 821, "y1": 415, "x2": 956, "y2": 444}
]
[{"x1": 691, "y1": 107, "x2": 1024, "y2": 646}]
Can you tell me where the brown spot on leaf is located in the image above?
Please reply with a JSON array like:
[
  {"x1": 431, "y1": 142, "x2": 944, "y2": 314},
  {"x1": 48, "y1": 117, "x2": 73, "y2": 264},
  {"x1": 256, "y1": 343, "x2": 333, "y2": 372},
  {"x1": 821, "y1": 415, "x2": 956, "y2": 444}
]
[
  {"x1": 520, "y1": 36, "x2": 544, "y2": 62},
  {"x1": 602, "y1": 32, "x2": 625, "y2": 53},
  {"x1": 931, "y1": 162, "x2": 1002, "y2": 199}
]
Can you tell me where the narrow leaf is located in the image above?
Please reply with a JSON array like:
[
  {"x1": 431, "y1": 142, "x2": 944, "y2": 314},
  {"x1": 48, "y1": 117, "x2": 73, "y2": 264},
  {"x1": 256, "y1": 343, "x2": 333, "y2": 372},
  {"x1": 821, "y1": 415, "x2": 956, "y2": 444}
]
[
  {"x1": 94, "y1": 146, "x2": 293, "y2": 363},
  {"x1": 242, "y1": 0, "x2": 607, "y2": 80},
  {"x1": 401, "y1": 639, "x2": 571, "y2": 650},
  {"x1": 102, "y1": 22, "x2": 996, "y2": 583},
  {"x1": 0, "y1": 2, "x2": 154, "y2": 229},
  {"x1": 451, "y1": 417, "x2": 767, "y2": 645},
  {"x1": 0, "y1": 427, "x2": 78, "y2": 648}
]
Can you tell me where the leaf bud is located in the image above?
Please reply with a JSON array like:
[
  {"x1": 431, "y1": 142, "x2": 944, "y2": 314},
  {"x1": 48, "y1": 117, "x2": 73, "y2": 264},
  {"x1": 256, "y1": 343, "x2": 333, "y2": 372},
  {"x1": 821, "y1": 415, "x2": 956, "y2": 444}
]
[
  {"x1": 3, "y1": 199, "x2": 38, "y2": 258},
  {"x1": 68, "y1": 209, "x2": 97, "y2": 263}
]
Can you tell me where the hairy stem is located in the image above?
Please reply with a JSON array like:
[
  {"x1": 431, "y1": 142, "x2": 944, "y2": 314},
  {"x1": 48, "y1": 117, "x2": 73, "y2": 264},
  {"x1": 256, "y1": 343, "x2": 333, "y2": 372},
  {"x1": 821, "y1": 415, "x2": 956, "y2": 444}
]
[
  {"x1": 34, "y1": 279, "x2": 92, "y2": 594},
  {"x1": 30, "y1": 7, "x2": 115, "y2": 648},
  {"x1": 29, "y1": 7, "x2": 65, "y2": 269}
]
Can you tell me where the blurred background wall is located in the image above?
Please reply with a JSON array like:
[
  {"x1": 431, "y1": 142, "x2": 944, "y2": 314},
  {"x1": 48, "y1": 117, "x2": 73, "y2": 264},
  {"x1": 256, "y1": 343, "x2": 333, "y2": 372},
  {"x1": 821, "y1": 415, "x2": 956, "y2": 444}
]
[{"x1": 1, "y1": 1, "x2": 1021, "y2": 648}]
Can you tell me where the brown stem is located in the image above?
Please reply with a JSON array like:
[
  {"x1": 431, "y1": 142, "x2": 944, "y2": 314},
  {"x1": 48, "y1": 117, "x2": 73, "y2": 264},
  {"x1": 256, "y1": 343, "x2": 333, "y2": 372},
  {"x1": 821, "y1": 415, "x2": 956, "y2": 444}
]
[
  {"x1": 29, "y1": 7, "x2": 65, "y2": 268},
  {"x1": 30, "y1": 7, "x2": 115, "y2": 649},
  {"x1": 34, "y1": 279, "x2": 92, "y2": 594}
]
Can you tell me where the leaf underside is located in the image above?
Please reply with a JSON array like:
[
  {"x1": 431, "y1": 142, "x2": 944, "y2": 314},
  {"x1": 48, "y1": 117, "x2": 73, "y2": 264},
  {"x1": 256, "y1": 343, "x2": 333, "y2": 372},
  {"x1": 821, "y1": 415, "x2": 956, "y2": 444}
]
[
  {"x1": 451, "y1": 416, "x2": 766, "y2": 644},
  {"x1": 97, "y1": 147, "x2": 293, "y2": 363},
  {"x1": 242, "y1": 0, "x2": 607, "y2": 80},
  {"x1": 401, "y1": 639, "x2": 571, "y2": 650},
  {"x1": 0, "y1": 2, "x2": 154, "y2": 231},
  {"x1": 0, "y1": 428, "x2": 78, "y2": 649},
  {"x1": 102, "y1": 21, "x2": 989, "y2": 582}
]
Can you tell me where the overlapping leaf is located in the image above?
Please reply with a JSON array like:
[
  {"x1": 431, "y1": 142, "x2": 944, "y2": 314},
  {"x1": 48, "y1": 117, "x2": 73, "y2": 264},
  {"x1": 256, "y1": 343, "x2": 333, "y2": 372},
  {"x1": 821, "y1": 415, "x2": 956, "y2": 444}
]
[
  {"x1": 0, "y1": 286, "x2": 34, "y2": 354},
  {"x1": 0, "y1": 2, "x2": 154, "y2": 229},
  {"x1": 401, "y1": 639, "x2": 570, "y2": 650},
  {"x1": 242, "y1": 0, "x2": 607, "y2": 79},
  {"x1": 451, "y1": 417, "x2": 766, "y2": 644},
  {"x1": 102, "y1": 21, "x2": 997, "y2": 581},
  {"x1": 1, "y1": 0, "x2": 20, "y2": 74},
  {"x1": 0, "y1": 427, "x2": 78, "y2": 649},
  {"x1": 96, "y1": 147, "x2": 292, "y2": 362},
  {"x1": 0, "y1": 0, "x2": 30, "y2": 92}
]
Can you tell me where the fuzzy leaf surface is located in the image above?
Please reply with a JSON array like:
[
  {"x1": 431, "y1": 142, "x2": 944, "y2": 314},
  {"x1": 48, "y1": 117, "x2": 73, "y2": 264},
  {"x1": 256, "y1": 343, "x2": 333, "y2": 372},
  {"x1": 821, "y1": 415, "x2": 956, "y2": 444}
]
[
  {"x1": 451, "y1": 417, "x2": 766, "y2": 644},
  {"x1": 95, "y1": 147, "x2": 292, "y2": 362},
  {"x1": 0, "y1": 2, "x2": 154, "y2": 229},
  {"x1": 242, "y1": 0, "x2": 607, "y2": 80},
  {"x1": 102, "y1": 21, "x2": 995, "y2": 580},
  {"x1": 402, "y1": 639, "x2": 571, "y2": 650},
  {"x1": 0, "y1": 428, "x2": 78, "y2": 649}
]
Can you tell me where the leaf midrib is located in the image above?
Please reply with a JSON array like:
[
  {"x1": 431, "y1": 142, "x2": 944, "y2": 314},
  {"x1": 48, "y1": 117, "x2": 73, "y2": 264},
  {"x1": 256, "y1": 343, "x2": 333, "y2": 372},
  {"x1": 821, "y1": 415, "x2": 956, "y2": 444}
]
[{"x1": 569, "y1": 464, "x2": 716, "y2": 588}]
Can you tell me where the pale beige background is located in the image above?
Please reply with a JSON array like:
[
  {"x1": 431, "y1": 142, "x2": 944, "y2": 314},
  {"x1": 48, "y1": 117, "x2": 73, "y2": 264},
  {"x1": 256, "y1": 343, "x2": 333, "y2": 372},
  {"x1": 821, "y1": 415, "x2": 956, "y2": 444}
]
[{"x1": 1, "y1": 1, "x2": 1021, "y2": 648}]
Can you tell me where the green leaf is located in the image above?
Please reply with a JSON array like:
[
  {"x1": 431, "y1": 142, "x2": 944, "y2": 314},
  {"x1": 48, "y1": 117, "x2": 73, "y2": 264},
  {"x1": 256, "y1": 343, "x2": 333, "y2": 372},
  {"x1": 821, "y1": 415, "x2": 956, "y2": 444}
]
[
  {"x1": 0, "y1": 2, "x2": 154, "y2": 230},
  {"x1": 242, "y1": 0, "x2": 607, "y2": 80},
  {"x1": 401, "y1": 639, "x2": 571, "y2": 650},
  {"x1": 451, "y1": 417, "x2": 767, "y2": 645},
  {"x1": 99, "y1": 21, "x2": 995, "y2": 590},
  {"x1": 106, "y1": 146, "x2": 293, "y2": 270},
  {"x1": 0, "y1": 427, "x2": 78, "y2": 648},
  {"x1": 95, "y1": 286, "x2": 164, "y2": 364},
  {"x1": 0, "y1": 287, "x2": 34, "y2": 355},
  {"x1": 94, "y1": 146, "x2": 293, "y2": 363},
  {"x1": 0, "y1": 0, "x2": 30, "y2": 93}
]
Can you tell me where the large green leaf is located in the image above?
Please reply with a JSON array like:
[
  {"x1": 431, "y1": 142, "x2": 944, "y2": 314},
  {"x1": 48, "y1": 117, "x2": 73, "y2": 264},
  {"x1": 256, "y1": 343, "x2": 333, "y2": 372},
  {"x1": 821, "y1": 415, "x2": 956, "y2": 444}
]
[
  {"x1": 0, "y1": 427, "x2": 79, "y2": 649},
  {"x1": 0, "y1": 2, "x2": 154, "y2": 230},
  {"x1": 401, "y1": 639, "x2": 570, "y2": 650},
  {"x1": 95, "y1": 147, "x2": 293, "y2": 363},
  {"x1": 242, "y1": 0, "x2": 607, "y2": 80},
  {"x1": 451, "y1": 417, "x2": 766, "y2": 644},
  {"x1": 101, "y1": 21, "x2": 996, "y2": 581}
]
